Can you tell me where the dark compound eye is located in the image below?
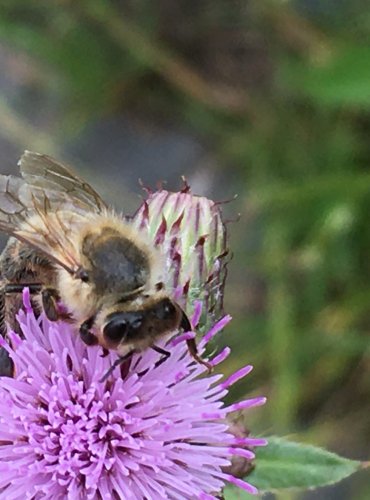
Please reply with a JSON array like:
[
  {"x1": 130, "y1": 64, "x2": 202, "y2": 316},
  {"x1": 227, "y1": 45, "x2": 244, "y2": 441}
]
[
  {"x1": 156, "y1": 299, "x2": 176, "y2": 320},
  {"x1": 103, "y1": 317, "x2": 128, "y2": 342}
]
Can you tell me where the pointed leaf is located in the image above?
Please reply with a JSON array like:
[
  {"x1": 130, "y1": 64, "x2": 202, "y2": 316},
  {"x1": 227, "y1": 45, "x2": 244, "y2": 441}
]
[{"x1": 225, "y1": 436, "x2": 362, "y2": 496}]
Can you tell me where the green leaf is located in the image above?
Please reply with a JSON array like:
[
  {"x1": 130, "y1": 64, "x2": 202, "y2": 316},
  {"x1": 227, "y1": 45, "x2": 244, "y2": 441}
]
[
  {"x1": 225, "y1": 436, "x2": 362, "y2": 497},
  {"x1": 224, "y1": 487, "x2": 253, "y2": 499}
]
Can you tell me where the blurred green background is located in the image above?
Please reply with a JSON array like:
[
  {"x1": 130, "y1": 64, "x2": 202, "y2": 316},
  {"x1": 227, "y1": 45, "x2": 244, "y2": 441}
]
[{"x1": 0, "y1": 1, "x2": 369, "y2": 497}]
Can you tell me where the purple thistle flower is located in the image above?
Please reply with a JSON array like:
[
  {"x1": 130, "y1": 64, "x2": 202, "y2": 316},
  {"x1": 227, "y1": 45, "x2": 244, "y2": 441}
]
[
  {"x1": 0, "y1": 289, "x2": 266, "y2": 499},
  {"x1": 0, "y1": 185, "x2": 266, "y2": 498}
]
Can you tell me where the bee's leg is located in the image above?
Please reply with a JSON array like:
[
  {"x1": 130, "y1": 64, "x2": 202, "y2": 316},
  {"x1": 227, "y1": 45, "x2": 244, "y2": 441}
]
[
  {"x1": 0, "y1": 287, "x2": 7, "y2": 338},
  {"x1": 179, "y1": 309, "x2": 192, "y2": 331},
  {"x1": 4, "y1": 283, "x2": 42, "y2": 294},
  {"x1": 0, "y1": 288, "x2": 13, "y2": 377},
  {"x1": 3, "y1": 284, "x2": 72, "y2": 322},
  {"x1": 180, "y1": 309, "x2": 213, "y2": 373},
  {"x1": 99, "y1": 350, "x2": 134, "y2": 383},
  {"x1": 135, "y1": 346, "x2": 171, "y2": 377},
  {"x1": 41, "y1": 287, "x2": 61, "y2": 321},
  {"x1": 41, "y1": 287, "x2": 72, "y2": 322},
  {"x1": 151, "y1": 345, "x2": 171, "y2": 368},
  {"x1": 79, "y1": 316, "x2": 98, "y2": 346}
]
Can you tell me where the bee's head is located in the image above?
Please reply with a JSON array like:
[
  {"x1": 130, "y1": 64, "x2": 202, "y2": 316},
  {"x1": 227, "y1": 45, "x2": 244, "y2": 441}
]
[{"x1": 102, "y1": 297, "x2": 181, "y2": 349}]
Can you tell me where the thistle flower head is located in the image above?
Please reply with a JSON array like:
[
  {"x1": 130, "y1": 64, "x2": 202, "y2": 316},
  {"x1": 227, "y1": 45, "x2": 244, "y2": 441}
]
[
  {"x1": 0, "y1": 290, "x2": 266, "y2": 499},
  {"x1": 0, "y1": 185, "x2": 266, "y2": 499}
]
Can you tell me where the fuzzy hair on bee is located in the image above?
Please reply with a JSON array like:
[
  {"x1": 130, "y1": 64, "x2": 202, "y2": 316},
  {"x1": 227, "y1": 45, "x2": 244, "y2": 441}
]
[{"x1": 0, "y1": 151, "x2": 212, "y2": 379}]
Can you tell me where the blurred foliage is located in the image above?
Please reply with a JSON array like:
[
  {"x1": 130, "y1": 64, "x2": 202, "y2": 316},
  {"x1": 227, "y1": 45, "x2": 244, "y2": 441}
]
[{"x1": 0, "y1": 0, "x2": 369, "y2": 497}]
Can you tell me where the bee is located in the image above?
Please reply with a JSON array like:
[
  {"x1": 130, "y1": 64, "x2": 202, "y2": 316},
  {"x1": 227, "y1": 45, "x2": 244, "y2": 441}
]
[{"x1": 0, "y1": 151, "x2": 211, "y2": 379}]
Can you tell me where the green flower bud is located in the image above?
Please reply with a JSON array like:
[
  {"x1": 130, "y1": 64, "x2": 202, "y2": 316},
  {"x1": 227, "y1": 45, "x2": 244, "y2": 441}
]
[{"x1": 132, "y1": 185, "x2": 228, "y2": 327}]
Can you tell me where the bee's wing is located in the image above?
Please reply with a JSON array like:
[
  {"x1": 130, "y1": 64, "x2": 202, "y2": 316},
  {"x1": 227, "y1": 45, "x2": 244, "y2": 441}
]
[
  {"x1": 0, "y1": 153, "x2": 104, "y2": 273},
  {"x1": 18, "y1": 150, "x2": 107, "y2": 213}
]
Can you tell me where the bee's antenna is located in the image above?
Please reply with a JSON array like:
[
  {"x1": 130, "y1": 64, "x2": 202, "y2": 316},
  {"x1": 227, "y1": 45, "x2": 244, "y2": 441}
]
[
  {"x1": 179, "y1": 309, "x2": 192, "y2": 332},
  {"x1": 186, "y1": 337, "x2": 213, "y2": 373},
  {"x1": 179, "y1": 309, "x2": 213, "y2": 373}
]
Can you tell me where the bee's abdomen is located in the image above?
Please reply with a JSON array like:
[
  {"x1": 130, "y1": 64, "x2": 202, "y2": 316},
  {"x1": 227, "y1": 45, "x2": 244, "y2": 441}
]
[
  {"x1": 0, "y1": 237, "x2": 53, "y2": 283},
  {"x1": 0, "y1": 237, "x2": 55, "y2": 335}
]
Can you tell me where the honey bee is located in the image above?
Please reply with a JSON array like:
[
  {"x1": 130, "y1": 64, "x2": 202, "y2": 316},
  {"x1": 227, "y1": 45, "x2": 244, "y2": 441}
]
[{"x1": 0, "y1": 151, "x2": 211, "y2": 378}]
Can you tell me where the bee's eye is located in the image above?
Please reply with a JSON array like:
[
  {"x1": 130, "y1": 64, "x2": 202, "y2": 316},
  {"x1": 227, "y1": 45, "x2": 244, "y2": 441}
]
[
  {"x1": 156, "y1": 299, "x2": 176, "y2": 319},
  {"x1": 104, "y1": 318, "x2": 128, "y2": 342},
  {"x1": 164, "y1": 302, "x2": 175, "y2": 315}
]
